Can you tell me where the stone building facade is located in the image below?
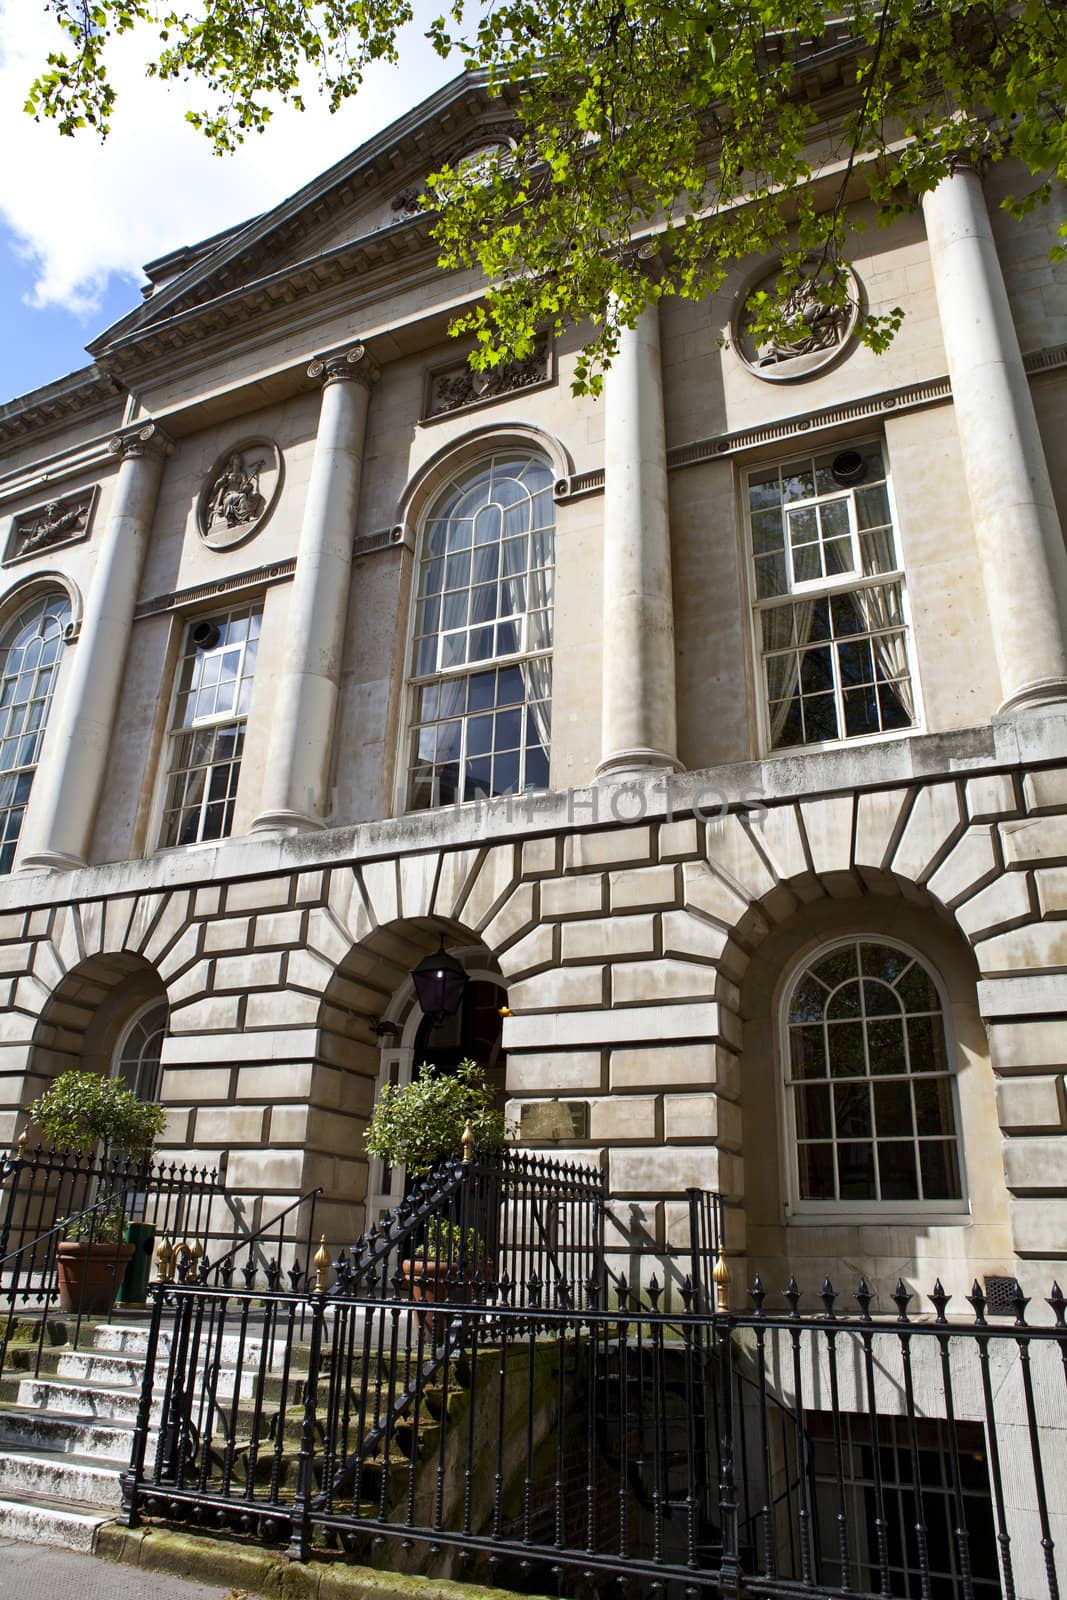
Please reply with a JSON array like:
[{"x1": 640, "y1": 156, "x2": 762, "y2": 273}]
[{"x1": 0, "y1": 68, "x2": 1065, "y2": 1310}]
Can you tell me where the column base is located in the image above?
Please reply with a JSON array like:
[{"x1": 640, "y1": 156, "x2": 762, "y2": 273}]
[
  {"x1": 998, "y1": 678, "x2": 1067, "y2": 715},
  {"x1": 595, "y1": 747, "x2": 682, "y2": 781},
  {"x1": 249, "y1": 809, "x2": 329, "y2": 835},
  {"x1": 16, "y1": 848, "x2": 87, "y2": 873}
]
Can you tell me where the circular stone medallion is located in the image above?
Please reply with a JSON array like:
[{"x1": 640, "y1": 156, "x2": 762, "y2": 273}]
[
  {"x1": 197, "y1": 438, "x2": 283, "y2": 551},
  {"x1": 734, "y1": 260, "x2": 861, "y2": 382}
]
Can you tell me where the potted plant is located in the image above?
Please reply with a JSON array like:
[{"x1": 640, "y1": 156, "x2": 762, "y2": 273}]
[
  {"x1": 407, "y1": 1216, "x2": 486, "y2": 1336},
  {"x1": 365, "y1": 1058, "x2": 508, "y2": 1326},
  {"x1": 26, "y1": 1070, "x2": 167, "y2": 1313}
]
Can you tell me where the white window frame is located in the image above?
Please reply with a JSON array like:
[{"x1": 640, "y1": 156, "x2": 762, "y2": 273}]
[
  {"x1": 153, "y1": 603, "x2": 261, "y2": 852},
  {"x1": 0, "y1": 590, "x2": 72, "y2": 874},
  {"x1": 113, "y1": 998, "x2": 169, "y2": 1104},
  {"x1": 399, "y1": 450, "x2": 556, "y2": 814},
  {"x1": 743, "y1": 437, "x2": 925, "y2": 757},
  {"x1": 778, "y1": 935, "x2": 969, "y2": 1222}
]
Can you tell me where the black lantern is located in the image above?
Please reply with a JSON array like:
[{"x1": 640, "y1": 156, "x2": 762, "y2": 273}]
[{"x1": 410, "y1": 937, "x2": 468, "y2": 1025}]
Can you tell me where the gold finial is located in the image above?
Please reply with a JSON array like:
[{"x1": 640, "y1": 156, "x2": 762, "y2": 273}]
[
  {"x1": 314, "y1": 1235, "x2": 330, "y2": 1294},
  {"x1": 155, "y1": 1232, "x2": 176, "y2": 1284},
  {"x1": 713, "y1": 1248, "x2": 731, "y2": 1314},
  {"x1": 461, "y1": 1118, "x2": 475, "y2": 1164},
  {"x1": 16, "y1": 1130, "x2": 26, "y2": 1158},
  {"x1": 188, "y1": 1238, "x2": 204, "y2": 1261}
]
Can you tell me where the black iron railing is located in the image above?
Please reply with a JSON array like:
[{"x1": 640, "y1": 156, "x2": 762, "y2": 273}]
[{"x1": 120, "y1": 1182, "x2": 1067, "y2": 1600}]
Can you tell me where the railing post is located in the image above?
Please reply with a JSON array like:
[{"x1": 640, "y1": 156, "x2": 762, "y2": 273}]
[
  {"x1": 716, "y1": 1304, "x2": 743, "y2": 1600},
  {"x1": 287, "y1": 1287, "x2": 326, "y2": 1562},
  {"x1": 120, "y1": 1279, "x2": 167, "y2": 1526}
]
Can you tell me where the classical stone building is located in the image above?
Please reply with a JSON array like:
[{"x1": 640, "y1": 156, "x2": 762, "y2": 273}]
[{"x1": 0, "y1": 66, "x2": 1065, "y2": 1313}]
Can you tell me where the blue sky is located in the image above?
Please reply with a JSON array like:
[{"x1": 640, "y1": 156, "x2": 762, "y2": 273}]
[{"x1": 0, "y1": 4, "x2": 454, "y2": 408}]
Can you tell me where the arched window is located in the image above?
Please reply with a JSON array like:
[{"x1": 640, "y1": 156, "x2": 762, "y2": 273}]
[
  {"x1": 0, "y1": 590, "x2": 71, "y2": 873},
  {"x1": 784, "y1": 939, "x2": 963, "y2": 1206},
  {"x1": 114, "y1": 999, "x2": 168, "y2": 1103},
  {"x1": 406, "y1": 452, "x2": 555, "y2": 809}
]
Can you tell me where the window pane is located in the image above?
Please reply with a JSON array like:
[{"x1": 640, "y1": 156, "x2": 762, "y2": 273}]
[
  {"x1": 878, "y1": 1141, "x2": 919, "y2": 1201},
  {"x1": 0, "y1": 592, "x2": 73, "y2": 873},
  {"x1": 799, "y1": 1143, "x2": 835, "y2": 1200},
  {"x1": 837, "y1": 1142, "x2": 876, "y2": 1200}
]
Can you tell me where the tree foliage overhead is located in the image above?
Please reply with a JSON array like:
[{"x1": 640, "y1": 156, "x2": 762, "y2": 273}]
[{"x1": 28, "y1": 0, "x2": 1067, "y2": 389}]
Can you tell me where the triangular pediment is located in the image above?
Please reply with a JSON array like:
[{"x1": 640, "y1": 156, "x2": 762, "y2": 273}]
[{"x1": 88, "y1": 70, "x2": 517, "y2": 362}]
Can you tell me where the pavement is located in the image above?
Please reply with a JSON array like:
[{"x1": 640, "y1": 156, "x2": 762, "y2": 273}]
[{"x1": 0, "y1": 1534, "x2": 237, "y2": 1598}]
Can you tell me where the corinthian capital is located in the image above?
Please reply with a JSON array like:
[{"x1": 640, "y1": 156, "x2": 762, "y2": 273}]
[
  {"x1": 307, "y1": 343, "x2": 380, "y2": 389},
  {"x1": 106, "y1": 420, "x2": 173, "y2": 461}
]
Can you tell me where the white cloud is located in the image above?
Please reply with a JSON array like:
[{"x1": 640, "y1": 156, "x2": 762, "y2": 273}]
[{"x1": 0, "y1": 3, "x2": 455, "y2": 319}]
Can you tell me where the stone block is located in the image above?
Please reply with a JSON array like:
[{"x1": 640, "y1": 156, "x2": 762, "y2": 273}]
[
  {"x1": 891, "y1": 782, "x2": 964, "y2": 886},
  {"x1": 213, "y1": 951, "x2": 284, "y2": 990},
  {"x1": 854, "y1": 788, "x2": 912, "y2": 881},
  {"x1": 1035, "y1": 868, "x2": 1067, "y2": 917},
  {"x1": 506, "y1": 1001, "x2": 734, "y2": 1051},
  {"x1": 565, "y1": 826, "x2": 652, "y2": 871},
  {"x1": 1001, "y1": 815, "x2": 1067, "y2": 867},
  {"x1": 0, "y1": 944, "x2": 35, "y2": 976},
  {"x1": 750, "y1": 805, "x2": 820, "y2": 899},
  {"x1": 432, "y1": 847, "x2": 481, "y2": 920},
  {"x1": 522, "y1": 836, "x2": 558, "y2": 877},
  {"x1": 562, "y1": 914, "x2": 656, "y2": 963},
  {"x1": 497, "y1": 922, "x2": 555, "y2": 979},
  {"x1": 194, "y1": 1104, "x2": 269, "y2": 1144},
  {"x1": 225, "y1": 1149, "x2": 307, "y2": 1191},
  {"x1": 978, "y1": 974, "x2": 1067, "y2": 1018},
  {"x1": 305, "y1": 907, "x2": 352, "y2": 968},
  {"x1": 0, "y1": 914, "x2": 25, "y2": 942},
  {"x1": 194, "y1": 887, "x2": 221, "y2": 918},
  {"x1": 252, "y1": 910, "x2": 305, "y2": 948},
  {"x1": 159, "y1": 1066, "x2": 234, "y2": 1103},
  {"x1": 460, "y1": 844, "x2": 519, "y2": 931},
  {"x1": 161, "y1": 1108, "x2": 192, "y2": 1144},
  {"x1": 225, "y1": 878, "x2": 292, "y2": 914},
  {"x1": 244, "y1": 989, "x2": 321, "y2": 1028},
  {"x1": 706, "y1": 815, "x2": 783, "y2": 907},
  {"x1": 360, "y1": 859, "x2": 399, "y2": 925},
  {"x1": 663, "y1": 1092, "x2": 724, "y2": 1144},
  {"x1": 398, "y1": 851, "x2": 440, "y2": 919},
  {"x1": 988, "y1": 1019, "x2": 1067, "y2": 1073},
  {"x1": 954, "y1": 872, "x2": 1034, "y2": 940},
  {"x1": 482, "y1": 882, "x2": 537, "y2": 950},
  {"x1": 286, "y1": 947, "x2": 335, "y2": 993},
  {"x1": 660, "y1": 909, "x2": 730, "y2": 966},
  {"x1": 509, "y1": 965, "x2": 604, "y2": 1011},
  {"x1": 164, "y1": 961, "x2": 213, "y2": 1006},
  {"x1": 295, "y1": 870, "x2": 325, "y2": 905},
  {"x1": 609, "y1": 865, "x2": 678, "y2": 912},
  {"x1": 609, "y1": 1145, "x2": 730, "y2": 1196},
  {"x1": 966, "y1": 773, "x2": 1019, "y2": 822},
  {"x1": 507, "y1": 1051, "x2": 603, "y2": 1092},
  {"x1": 203, "y1": 917, "x2": 252, "y2": 954},
  {"x1": 682, "y1": 860, "x2": 752, "y2": 929},
  {"x1": 926, "y1": 827, "x2": 999, "y2": 909},
  {"x1": 236, "y1": 1062, "x2": 315, "y2": 1099},
  {"x1": 1008, "y1": 1198, "x2": 1067, "y2": 1257},
  {"x1": 603, "y1": 1199, "x2": 661, "y2": 1252},
  {"x1": 1002, "y1": 1135, "x2": 1067, "y2": 1193},
  {"x1": 541, "y1": 874, "x2": 605, "y2": 919},
  {"x1": 995, "y1": 1075, "x2": 1064, "y2": 1130},
  {"x1": 163, "y1": 1027, "x2": 319, "y2": 1065},
  {"x1": 589, "y1": 1095, "x2": 658, "y2": 1140},
  {"x1": 800, "y1": 796, "x2": 856, "y2": 886},
  {"x1": 976, "y1": 920, "x2": 1067, "y2": 974},
  {"x1": 658, "y1": 819, "x2": 700, "y2": 861},
  {"x1": 168, "y1": 995, "x2": 242, "y2": 1033},
  {"x1": 612, "y1": 959, "x2": 715, "y2": 1006},
  {"x1": 1024, "y1": 770, "x2": 1067, "y2": 814}
]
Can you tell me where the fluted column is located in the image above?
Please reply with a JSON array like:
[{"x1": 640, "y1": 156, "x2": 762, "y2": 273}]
[
  {"x1": 597, "y1": 304, "x2": 680, "y2": 778},
  {"x1": 922, "y1": 166, "x2": 1067, "y2": 713},
  {"x1": 18, "y1": 422, "x2": 169, "y2": 872},
  {"x1": 252, "y1": 344, "x2": 378, "y2": 832}
]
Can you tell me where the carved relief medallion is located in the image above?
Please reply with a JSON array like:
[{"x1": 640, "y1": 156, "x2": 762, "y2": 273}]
[
  {"x1": 197, "y1": 438, "x2": 283, "y2": 551},
  {"x1": 734, "y1": 260, "x2": 861, "y2": 382},
  {"x1": 425, "y1": 339, "x2": 551, "y2": 419},
  {"x1": 4, "y1": 485, "x2": 99, "y2": 565}
]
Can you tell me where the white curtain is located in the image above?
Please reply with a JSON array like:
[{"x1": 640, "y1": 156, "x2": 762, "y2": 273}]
[
  {"x1": 765, "y1": 600, "x2": 815, "y2": 745},
  {"x1": 852, "y1": 574, "x2": 914, "y2": 720}
]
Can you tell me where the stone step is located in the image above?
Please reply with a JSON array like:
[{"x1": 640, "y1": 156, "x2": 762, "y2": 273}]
[
  {"x1": 92, "y1": 1322, "x2": 268, "y2": 1364},
  {"x1": 0, "y1": 1489, "x2": 106, "y2": 1552},
  {"x1": 16, "y1": 1377, "x2": 155, "y2": 1423},
  {"x1": 0, "y1": 1446, "x2": 123, "y2": 1508},
  {"x1": 0, "y1": 1405, "x2": 135, "y2": 1462}
]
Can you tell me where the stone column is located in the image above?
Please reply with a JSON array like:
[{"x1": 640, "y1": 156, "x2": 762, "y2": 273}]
[
  {"x1": 922, "y1": 166, "x2": 1067, "y2": 713},
  {"x1": 597, "y1": 304, "x2": 680, "y2": 778},
  {"x1": 18, "y1": 422, "x2": 169, "y2": 872},
  {"x1": 252, "y1": 344, "x2": 378, "y2": 832}
]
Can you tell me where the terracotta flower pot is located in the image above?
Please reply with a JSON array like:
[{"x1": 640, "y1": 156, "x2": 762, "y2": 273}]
[
  {"x1": 403, "y1": 1258, "x2": 476, "y2": 1341},
  {"x1": 56, "y1": 1239, "x2": 135, "y2": 1314}
]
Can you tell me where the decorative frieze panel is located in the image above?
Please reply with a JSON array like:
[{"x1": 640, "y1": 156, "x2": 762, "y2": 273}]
[
  {"x1": 3, "y1": 485, "x2": 98, "y2": 565},
  {"x1": 197, "y1": 438, "x2": 283, "y2": 551},
  {"x1": 423, "y1": 340, "x2": 551, "y2": 420}
]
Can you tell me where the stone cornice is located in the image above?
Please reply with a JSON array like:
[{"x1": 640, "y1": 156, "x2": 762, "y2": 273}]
[
  {"x1": 134, "y1": 558, "x2": 297, "y2": 621},
  {"x1": 0, "y1": 366, "x2": 124, "y2": 451}
]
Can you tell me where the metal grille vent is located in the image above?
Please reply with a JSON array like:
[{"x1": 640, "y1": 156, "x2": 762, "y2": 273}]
[{"x1": 984, "y1": 1275, "x2": 1017, "y2": 1316}]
